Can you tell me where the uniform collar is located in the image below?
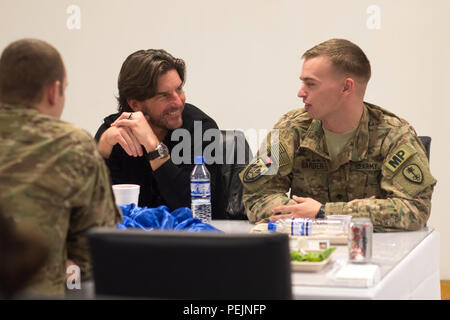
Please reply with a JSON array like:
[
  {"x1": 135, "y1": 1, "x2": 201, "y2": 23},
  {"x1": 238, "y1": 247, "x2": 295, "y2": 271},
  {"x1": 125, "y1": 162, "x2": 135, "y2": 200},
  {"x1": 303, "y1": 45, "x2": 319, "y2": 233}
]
[
  {"x1": 0, "y1": 103, "x2": 35, "y2": 113},
  {"x1": 300, "y1": 119, "x2": 329, "y2": 159},
  {"x1": 351, "y1": 103, "x2": 370, "y2": 162},
  {"x1": 300, "y1": 103, "x2": 370, "y2": 168}
]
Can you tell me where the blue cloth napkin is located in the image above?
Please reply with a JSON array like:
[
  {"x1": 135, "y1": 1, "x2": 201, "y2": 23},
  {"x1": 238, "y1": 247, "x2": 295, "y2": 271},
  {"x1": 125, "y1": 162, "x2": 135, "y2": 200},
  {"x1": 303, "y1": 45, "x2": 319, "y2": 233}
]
[{"x1": 117, "y1": 204, "x2": 222, "y2": 233}]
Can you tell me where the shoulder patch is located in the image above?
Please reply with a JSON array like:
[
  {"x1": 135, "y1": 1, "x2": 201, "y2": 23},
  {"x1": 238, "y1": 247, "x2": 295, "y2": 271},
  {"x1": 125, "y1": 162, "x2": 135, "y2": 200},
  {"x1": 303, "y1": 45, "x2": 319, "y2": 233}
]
[
  {"x1": 384, "y1": 145, "x2": 416, "y2": 172},
  {"x1": 402, "y1": 164, "x2": 423, "y2": 184},
  {"x1": 243, "y1": 158, "x2": 270, "y2": 183},
  {"x1": 268, "y1": 142, "x2": 290, "y2": 168}
]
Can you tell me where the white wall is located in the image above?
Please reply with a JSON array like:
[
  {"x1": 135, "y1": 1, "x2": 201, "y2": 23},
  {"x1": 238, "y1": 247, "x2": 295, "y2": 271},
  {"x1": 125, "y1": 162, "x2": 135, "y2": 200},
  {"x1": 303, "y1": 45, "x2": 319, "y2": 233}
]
[{"x1": 1, "y1": 0, "x2": 449, "y2": 279}]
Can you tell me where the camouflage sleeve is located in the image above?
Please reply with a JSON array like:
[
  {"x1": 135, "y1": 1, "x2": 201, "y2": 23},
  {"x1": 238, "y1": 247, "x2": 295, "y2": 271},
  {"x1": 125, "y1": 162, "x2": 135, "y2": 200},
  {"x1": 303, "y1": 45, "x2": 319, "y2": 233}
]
[
  {"x1": 326, "y1": 126, "x2": 436, "y2": 231},
  {"x1": 64, "y1": 132, "x2": 122, "y2": 280},
  {"x1": 240, "y1": 114, "x2": 300, "y2": 223}
]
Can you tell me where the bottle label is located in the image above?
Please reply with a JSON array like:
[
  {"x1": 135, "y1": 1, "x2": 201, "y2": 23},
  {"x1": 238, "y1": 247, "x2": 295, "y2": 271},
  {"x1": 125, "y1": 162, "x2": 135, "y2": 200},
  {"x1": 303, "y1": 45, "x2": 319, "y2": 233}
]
[
  {"x1": 191, "y1": 180, "x2": 211, "y2": 199},
  {"x1": 291, "y1": 218, "x2": 311, "y2": 236}
]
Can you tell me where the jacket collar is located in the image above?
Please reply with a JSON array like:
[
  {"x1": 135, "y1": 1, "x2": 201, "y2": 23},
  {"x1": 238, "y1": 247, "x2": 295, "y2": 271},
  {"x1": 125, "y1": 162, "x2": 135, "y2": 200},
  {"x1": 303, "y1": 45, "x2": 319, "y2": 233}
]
[
  {"x1": 0, "y1": 103, "x2": 37, "y2": 114},
  {"x1": 299, "y1": 104, "x2": 370, "y2": 169}
]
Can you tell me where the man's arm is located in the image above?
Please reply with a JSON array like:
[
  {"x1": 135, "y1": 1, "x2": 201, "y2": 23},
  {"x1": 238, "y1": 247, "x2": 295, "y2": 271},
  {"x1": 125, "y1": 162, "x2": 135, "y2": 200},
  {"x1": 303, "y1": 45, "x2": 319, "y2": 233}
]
[
  {"x1": 151, "y1": 121, "x2": 222, "y2": 212},
  {"x1": 95, "y1": 112, "x2": 144, "y2": 159},
  {"x1": 242, "y1": 181, "x2": 297, "y2": 223},
  {"x1": 325, "y1": 130, "x2": 436, "y2": 231},
  {"x1": 241, "y1": 117, "x2": 436, "y2": 230},
  {"x1": 240, "y1": 124, "x2": 299, "y2": 223},
  {"x1": 66, "y1": 135, "x2": 122, "y2": 280}
]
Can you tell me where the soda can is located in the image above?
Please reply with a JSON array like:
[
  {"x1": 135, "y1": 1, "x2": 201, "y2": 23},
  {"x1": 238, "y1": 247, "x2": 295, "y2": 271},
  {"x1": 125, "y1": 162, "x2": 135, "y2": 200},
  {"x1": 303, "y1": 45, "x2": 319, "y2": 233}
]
[{"x1": 348, "y1": 217, "x2": 373, "y2": 263}]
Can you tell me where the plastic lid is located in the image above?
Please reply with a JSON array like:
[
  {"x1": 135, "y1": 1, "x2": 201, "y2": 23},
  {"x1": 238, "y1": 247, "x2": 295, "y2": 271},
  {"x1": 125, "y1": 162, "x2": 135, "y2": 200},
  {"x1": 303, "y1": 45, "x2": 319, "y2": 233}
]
[
  {"x1": 267, "y1": 221, "x2": 276, "y2": 232},
  {"x1": 194, "y1": 156, "x2": 205, "y2": 165}
]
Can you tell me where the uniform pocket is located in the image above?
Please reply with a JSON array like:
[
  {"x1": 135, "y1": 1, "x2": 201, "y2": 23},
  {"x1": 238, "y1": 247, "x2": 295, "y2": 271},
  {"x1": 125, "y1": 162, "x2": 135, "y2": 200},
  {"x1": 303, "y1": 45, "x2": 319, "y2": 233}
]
[
  {"x1": 297, "y1": 169, "x2": 329, "y2": 203},
  {"x1": 349, "y1": 161, "x2": 384, "y2": 200}
]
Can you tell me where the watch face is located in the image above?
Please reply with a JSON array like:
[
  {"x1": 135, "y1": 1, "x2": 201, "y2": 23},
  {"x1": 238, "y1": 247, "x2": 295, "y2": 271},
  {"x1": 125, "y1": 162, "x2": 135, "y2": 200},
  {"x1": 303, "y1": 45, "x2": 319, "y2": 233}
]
[{"x1": 157, "y1": 143, "x2": 169, "y2": 158}]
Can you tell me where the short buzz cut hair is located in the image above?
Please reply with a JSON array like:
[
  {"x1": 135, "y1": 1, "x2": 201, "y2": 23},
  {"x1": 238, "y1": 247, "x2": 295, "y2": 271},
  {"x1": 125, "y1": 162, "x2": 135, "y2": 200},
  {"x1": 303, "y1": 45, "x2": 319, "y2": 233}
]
[
  {"x1": 117, "y1": 49, "x2": 186, "y2": 113},
  {"x1": 302, "y1": 38, "x2": 371, "y2": 83},
  {"x1": 0, "y1": 38, "x2": 65, "y2": 106}
]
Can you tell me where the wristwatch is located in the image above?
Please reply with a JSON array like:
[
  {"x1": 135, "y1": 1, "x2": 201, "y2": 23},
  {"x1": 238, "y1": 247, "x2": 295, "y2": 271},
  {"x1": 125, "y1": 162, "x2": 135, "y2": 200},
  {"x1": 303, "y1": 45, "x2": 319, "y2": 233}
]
[
  {"x1": 315, "y1": 204, "x2": 326, "y2": 219},
  {"x1": 145, "y1": 142, "x2": 169, "y2": 161}
]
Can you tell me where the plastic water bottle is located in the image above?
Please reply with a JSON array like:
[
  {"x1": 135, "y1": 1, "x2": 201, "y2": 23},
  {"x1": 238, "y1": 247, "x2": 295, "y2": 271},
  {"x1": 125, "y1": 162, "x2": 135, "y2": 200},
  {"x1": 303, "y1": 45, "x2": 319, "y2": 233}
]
[
  {"x1": 191, "y1": 156, "x2": 212, "y2": 224},
  {"x1": 267, "y1": 218, "x2": 346, "y2": 236}
]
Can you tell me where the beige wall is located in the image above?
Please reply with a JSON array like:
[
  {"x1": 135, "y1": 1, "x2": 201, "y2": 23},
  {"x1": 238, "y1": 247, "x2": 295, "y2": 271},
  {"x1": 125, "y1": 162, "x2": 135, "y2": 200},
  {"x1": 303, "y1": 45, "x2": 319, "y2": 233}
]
[{"x1": 1, "y1": 0, "x2": 449, "y2": 279}]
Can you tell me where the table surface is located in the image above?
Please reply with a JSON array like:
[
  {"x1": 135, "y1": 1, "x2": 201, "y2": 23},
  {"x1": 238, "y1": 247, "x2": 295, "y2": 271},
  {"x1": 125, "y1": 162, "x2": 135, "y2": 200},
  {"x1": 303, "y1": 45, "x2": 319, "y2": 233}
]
[
  {"x1": 210, "y1": 220, "x2": 434, "y2": 289},
  {"x1": 72, "y1": 219, "x2": 436, "y2": 299}
]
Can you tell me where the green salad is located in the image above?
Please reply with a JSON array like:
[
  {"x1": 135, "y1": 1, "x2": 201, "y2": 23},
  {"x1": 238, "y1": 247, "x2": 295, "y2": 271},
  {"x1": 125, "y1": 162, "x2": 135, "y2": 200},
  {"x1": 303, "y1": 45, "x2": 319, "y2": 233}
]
[{"x1": 291, "y1": 247, "x2": 336, "y2": 262}]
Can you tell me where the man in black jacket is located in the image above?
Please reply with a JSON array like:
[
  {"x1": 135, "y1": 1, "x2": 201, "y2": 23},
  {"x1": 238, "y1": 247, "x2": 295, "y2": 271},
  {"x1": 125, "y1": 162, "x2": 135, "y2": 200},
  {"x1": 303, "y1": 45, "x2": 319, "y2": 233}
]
[{"x1": 95, "y1": 49, "x2": 225, "y2": 219}]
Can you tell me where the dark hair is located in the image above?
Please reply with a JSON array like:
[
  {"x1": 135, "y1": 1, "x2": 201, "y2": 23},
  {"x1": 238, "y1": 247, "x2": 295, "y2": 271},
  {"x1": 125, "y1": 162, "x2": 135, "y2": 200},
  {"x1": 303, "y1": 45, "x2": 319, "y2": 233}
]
[
  {"x1": 302, "y1": 38, "x2": 371, "y2": 83},
  {"x1": 117, "y1": 49, "x2": 186, "y2": 112},
  {"x1": 0, "y1": 38, "x2": 65, "y2": 106}
]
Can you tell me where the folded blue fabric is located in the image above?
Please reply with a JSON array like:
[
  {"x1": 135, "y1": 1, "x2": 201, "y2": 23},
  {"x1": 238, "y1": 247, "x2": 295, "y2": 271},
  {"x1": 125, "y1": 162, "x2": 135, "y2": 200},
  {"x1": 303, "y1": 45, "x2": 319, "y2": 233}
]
[{"x1": 117, "y1": 204, "x2": 222, "y2": 233}]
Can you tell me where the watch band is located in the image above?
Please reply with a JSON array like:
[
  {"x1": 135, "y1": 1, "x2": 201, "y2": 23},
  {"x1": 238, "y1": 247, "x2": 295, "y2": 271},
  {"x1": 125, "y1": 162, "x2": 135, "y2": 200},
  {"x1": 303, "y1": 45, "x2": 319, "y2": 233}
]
[
  {"x1": 146, "y1": 149, "x2": 161, "y2": 161},
  {"x1": 145, "y1": 142, "x2": 169, "y2": 161},
  {"x1": 315, "y1": 204, "x2": 326, "y2": 219}
]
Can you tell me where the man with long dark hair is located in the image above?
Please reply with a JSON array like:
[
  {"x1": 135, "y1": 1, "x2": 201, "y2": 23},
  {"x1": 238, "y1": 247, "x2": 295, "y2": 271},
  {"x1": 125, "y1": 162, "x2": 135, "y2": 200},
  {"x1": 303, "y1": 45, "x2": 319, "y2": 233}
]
[{"x1": 95, "y1": 49, "x2": 225, "y2": 218}]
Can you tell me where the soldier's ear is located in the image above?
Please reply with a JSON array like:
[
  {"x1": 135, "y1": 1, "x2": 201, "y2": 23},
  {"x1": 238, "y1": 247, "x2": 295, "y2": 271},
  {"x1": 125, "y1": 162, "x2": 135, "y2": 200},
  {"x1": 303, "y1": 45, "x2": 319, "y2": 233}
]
[
  {"x1": 46, "y1": 81, "x2": 60, "y2": 106},
  {"x1": 342, "y1": 78, "x2": 355, "y2": 95}
]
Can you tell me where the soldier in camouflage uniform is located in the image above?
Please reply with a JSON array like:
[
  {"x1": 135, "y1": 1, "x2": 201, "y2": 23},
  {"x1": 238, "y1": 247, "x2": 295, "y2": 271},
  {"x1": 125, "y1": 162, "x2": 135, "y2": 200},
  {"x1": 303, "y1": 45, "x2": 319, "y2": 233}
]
[
  {"x1": 0, "y1": 39, "x2": 121, "y2": 297},
  {"x1": 240, "y1": 39, "x2": 436, "y2": 231}
]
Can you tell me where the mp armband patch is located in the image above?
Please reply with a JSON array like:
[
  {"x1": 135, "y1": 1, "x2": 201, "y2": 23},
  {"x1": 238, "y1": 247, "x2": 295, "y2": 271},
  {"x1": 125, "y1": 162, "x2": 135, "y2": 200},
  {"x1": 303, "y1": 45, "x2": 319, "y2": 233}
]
[{"x1": 384, "y1": 145, "x2": 416, "y2": 172}]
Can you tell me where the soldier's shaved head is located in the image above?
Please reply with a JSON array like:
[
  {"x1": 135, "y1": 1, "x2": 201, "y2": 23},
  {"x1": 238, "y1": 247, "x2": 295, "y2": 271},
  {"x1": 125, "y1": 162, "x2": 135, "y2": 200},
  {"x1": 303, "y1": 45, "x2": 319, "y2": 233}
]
[{"x1": 0, "y1": 39, "x2": 65, "y2": 106}]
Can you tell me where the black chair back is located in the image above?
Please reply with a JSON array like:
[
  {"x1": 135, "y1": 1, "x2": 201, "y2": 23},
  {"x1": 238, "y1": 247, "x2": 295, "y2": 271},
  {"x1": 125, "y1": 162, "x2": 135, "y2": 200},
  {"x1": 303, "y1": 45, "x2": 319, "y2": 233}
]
[
  {"x1": 418, "y1": 136, "x2": 431, "y2": 161},
  {"x1": 220, "y1": 130, "x2": 253, "y2": 220},
  {"x1": 88, "y1": 228, "x2": 292, "y2": 299}
]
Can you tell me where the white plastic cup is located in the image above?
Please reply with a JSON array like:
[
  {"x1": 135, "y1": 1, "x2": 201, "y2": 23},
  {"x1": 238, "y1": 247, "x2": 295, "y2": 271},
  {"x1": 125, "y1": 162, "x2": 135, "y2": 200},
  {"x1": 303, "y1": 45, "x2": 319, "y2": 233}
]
[
  {"x1": 327, "y1": 215, "x2": 352, "y2": 234},
  {"x1": 112, "y1": 184, "x2": 140, "y2": 206}
]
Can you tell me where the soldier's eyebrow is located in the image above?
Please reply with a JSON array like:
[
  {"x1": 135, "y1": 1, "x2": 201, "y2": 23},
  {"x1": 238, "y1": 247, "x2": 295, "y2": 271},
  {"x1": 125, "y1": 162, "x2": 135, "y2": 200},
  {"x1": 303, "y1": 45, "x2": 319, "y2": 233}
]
[{"x1": 300, "y1": 76, "x2": 318, "y2": 82}]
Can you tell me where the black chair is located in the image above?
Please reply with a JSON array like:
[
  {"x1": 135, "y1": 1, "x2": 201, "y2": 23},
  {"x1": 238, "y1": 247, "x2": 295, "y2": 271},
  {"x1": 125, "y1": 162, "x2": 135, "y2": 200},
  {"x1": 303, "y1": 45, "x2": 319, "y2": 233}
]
[
  {"x1": 219, "y1": 130, "x2": 253, "y2": 220},
  {"x1": 88, "y1": 228, "x2": 292, "y2": 299},
  {"x1": 418, "y1": 136, "x2": 431, "y2": 161}
]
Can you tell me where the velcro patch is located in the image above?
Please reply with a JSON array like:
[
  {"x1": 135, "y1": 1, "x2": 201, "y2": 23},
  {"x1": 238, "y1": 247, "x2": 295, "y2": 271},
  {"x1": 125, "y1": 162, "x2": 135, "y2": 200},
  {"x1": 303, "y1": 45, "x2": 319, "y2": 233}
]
[
  {"x1": 351, "y1": 162, "x2": 381, "y2": 171},
  {"x1": 243, "y1": 158, "x2": 270, "y2": 183},
  {"x1": 267, "y1": 142, "x2": 290, "y2": 168},
  {"x1": 301, "y1": 159, "x2": 327, "y2": 170},
  {"x1": 402, "y1": 164, "x2": 423, "y2": 184},
  {"x1": 384, "y1": 145, "x2": 416, "y2": 172}
]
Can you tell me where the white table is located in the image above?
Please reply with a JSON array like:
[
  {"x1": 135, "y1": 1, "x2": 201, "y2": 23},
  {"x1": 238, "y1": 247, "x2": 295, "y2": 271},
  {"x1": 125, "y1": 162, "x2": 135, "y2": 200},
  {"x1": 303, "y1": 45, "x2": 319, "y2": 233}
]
[{"x1": 210, "y1": 220, "x2": 441, "y2": 300}]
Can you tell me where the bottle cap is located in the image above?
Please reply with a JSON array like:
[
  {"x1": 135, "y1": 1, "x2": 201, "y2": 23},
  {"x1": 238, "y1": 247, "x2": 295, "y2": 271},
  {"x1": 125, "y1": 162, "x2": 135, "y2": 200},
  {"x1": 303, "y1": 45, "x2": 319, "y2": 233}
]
[
  {"x1": 194, "y1": 156, "x2": 205, "y2": 165},
  {"x1": 267, "y1": 221, "x2": 276, "y2": 232}
]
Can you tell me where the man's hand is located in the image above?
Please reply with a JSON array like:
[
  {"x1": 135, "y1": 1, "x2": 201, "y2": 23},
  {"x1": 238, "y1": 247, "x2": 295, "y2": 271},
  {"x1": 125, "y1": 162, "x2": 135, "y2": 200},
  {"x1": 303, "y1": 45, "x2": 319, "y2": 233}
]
[
  {"x1": 98, "y1": 125, "x2": 143, "y2": 158},
  {"x1": 112, "y1": 111, "x2": 159, "y2": 153},
  {"x1": 270, "y1": 195, "x2": 322, "y2": 221}
]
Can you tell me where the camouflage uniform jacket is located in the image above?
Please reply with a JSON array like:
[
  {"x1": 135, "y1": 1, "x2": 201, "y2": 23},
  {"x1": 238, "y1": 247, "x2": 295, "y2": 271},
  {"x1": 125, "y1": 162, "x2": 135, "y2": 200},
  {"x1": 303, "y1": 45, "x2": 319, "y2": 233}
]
[
  {"x1": 0, "y1": 104, "x2": 122, "y2": 297},
  {"x1": 240, "y1": 103, "x2": 436, "y2": 231}
]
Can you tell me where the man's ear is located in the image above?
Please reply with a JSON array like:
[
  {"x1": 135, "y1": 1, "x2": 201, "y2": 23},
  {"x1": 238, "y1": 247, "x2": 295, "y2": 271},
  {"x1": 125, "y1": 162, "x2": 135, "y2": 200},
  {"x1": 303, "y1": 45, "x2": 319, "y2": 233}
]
[
  {"x1": 342, "y1": 77, "x2": 355, "y2": 95},
  {"x1": 46, "y1": 81, "x2": 60, "y2": 106},
  {"x1": 127, "y1": 99, "x2": 141, "y2": 112}
]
